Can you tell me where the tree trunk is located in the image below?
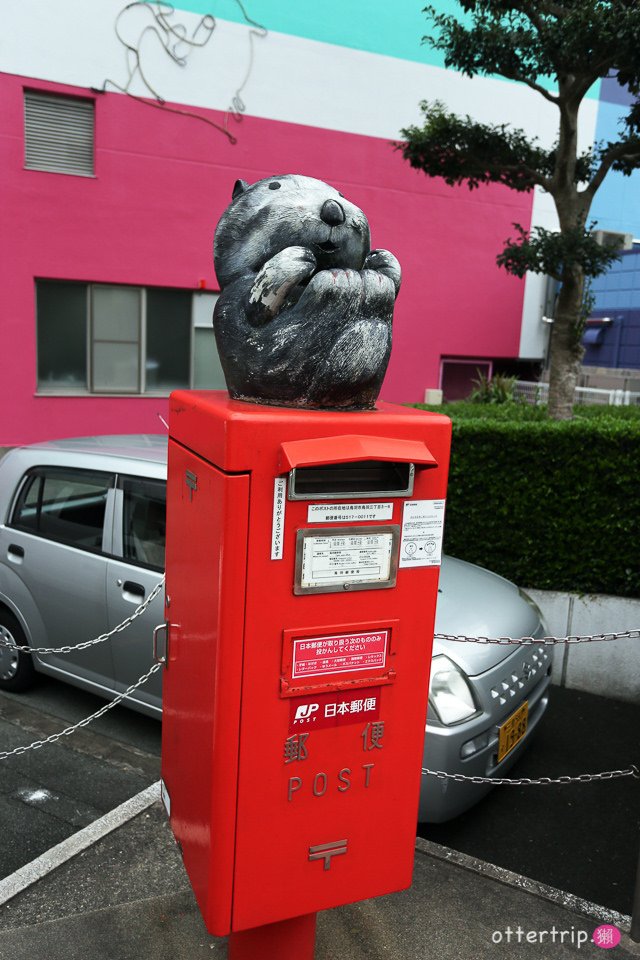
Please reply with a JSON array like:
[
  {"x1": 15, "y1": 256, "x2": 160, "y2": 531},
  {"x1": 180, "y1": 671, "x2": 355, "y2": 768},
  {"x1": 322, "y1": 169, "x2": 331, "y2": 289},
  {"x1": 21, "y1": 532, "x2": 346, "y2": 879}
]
[
  {"x1": 546, "y1": 89, "x2": 589, "y2": 422},
  {"x1": 547, "y1": 270, "x2": 585, "y2": 420}
]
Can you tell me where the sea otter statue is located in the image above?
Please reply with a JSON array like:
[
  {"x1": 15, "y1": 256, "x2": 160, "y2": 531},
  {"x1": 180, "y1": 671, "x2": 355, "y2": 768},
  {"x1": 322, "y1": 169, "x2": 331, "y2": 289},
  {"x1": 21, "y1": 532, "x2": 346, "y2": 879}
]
[{"x1": 212, "y1": 174, "x2": 401, "y2": 410}]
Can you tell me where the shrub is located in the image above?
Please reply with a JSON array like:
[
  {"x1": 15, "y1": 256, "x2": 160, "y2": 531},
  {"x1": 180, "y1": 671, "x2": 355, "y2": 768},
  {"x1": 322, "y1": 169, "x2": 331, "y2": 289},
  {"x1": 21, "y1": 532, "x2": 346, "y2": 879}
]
[
  {"x1": 469, "y1": 370, "x2": 518, "y2": 404},
  {"x1": 412, "y1": 403, "x2": 640, "y2": 597}
]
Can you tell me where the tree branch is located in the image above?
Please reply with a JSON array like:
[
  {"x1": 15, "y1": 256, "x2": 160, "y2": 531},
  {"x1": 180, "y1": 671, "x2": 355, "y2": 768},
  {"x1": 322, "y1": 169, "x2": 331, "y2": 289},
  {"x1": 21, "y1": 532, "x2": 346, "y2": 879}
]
[
  {"x1": 518, "y1": 2, "x2": 552, "y2": 43},
  {"x1": 583, "y1": 139, "x2": 640, "y2": 200},
  {"x1": 502, "y1": 164, "x2": 553, "y2": 192},
  {"x1": 507, "y1": 4, "x2": 607, "y2": 107},
  {"x1": 517, "y1": 75, "x2": 559, "y2": 104},
  {"x1": 498, "y1": 5, "x2": 561, "y2": 104}
]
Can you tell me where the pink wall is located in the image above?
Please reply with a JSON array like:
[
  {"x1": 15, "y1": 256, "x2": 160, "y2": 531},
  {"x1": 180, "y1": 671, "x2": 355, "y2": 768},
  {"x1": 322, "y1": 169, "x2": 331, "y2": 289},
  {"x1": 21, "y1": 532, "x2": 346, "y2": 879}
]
[{"x1": 0, "y1": 72, "x2": 532, "y2": 444}]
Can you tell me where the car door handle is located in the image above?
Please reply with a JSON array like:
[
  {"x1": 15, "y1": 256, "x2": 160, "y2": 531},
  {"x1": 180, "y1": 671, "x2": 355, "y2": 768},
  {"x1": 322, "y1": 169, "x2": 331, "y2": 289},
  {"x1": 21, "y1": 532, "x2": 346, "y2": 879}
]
[
  {"x1": 8, "y1": 544, "x2": 24, "y2": 563},
  {"x1": 122, "y1": 580, "x2": 145, "y2": 602}
]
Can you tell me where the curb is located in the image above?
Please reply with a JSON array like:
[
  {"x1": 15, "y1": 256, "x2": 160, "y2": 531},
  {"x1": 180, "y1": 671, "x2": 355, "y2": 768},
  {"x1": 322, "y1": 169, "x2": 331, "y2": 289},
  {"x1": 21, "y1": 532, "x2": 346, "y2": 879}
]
[{"x1": 416, "y1": 836, "x2": 632, "y2": 931}]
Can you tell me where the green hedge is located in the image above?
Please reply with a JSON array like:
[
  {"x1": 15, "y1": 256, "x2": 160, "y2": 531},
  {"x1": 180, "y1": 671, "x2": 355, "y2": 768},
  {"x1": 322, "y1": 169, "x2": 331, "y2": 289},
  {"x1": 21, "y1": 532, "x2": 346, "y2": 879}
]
[{"x1": 412, "y1": 403, "x2": 640, "y2": 597}]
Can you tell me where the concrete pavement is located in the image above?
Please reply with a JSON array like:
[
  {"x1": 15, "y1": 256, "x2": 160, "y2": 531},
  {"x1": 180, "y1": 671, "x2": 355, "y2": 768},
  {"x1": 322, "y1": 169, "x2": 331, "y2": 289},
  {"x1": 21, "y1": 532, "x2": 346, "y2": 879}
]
[{"x1": 0, "y1": 789, "x2": 638, "y2": 960}]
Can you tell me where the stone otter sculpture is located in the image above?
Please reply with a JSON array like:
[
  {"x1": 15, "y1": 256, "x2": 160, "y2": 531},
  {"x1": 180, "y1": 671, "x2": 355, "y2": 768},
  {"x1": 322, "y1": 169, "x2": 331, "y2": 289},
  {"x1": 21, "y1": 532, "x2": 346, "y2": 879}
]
[{"x1": 212, "y1": 174, "x2": 401, "y2": 410}]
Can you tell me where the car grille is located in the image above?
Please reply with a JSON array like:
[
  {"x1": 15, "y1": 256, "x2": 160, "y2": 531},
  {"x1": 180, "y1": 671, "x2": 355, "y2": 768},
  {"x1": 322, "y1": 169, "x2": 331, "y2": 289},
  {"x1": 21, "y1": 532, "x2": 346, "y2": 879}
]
[{"x1": 489, "y1": 649, "x2": 551, "y2": 706}]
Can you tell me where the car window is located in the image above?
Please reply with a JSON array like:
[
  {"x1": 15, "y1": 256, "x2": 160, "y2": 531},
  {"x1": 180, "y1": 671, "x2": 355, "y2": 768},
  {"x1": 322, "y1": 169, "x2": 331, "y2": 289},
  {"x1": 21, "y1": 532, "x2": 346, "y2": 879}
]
[
  {"x1": 11, "y1": 467, "x2": 113, "y2": 551},
  {"x1": 121, "y1": 477, "x2": 166, "y2": 571}
]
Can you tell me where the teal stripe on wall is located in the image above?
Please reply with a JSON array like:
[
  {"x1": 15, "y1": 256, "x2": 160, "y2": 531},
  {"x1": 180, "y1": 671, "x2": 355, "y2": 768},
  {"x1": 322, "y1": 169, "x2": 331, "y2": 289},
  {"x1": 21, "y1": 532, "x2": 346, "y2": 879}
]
[
  {"x1": 175, "y1": 1, "x2": 597, "y2": 98},
  {"x1": 175, "y1": 0, "x2": 448, "y2": 66}
]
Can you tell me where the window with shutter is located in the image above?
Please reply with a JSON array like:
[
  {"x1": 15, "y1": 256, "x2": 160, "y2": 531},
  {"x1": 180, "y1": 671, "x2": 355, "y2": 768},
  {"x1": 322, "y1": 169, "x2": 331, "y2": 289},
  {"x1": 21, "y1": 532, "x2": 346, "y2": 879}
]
[
  {"x1": 24, "y1": 91, "x2": 94, "y2": 176},
  {"x1": 35, "y1": 280, "x2": 223, "y2": 395}
]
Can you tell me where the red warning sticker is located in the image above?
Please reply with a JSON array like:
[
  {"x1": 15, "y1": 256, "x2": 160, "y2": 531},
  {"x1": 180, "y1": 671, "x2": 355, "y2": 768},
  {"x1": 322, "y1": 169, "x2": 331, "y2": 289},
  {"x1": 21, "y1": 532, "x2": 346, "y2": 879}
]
[{"x1": 291, "y1": 630, "x2": 388, "y2": 679}]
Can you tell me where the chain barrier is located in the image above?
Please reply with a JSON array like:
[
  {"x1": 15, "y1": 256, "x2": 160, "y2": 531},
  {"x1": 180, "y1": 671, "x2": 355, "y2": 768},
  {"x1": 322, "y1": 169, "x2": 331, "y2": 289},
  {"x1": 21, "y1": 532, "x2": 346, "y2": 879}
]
[
  {"x1": 434, "y1": 629, "x2": 640, "y2": 646},
  {"x1": 427, "y1": 628, "x2": 640, "y2": 786},
  {"x1": 0, "y1": 577, "x2": 165, "y2": 655},
  {"x1": 1, "y1": 577, "x2": 637, "y2": 783},
  {"x1": 422, "y1": 765, "x2": 640, "y2": 786},
  {"x1": 0, "y1": 661, "x2": 162, "y2": 760},
  {"x1": 427, "y1": 626, "x2": 640, "y2": 785}
]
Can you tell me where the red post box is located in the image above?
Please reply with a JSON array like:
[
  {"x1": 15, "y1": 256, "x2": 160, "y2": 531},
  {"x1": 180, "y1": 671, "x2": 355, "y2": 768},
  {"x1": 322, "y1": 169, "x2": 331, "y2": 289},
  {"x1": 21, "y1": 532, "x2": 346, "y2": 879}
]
[{"x1": 161, "y1": 391, "x2": 451, "y2": 951}]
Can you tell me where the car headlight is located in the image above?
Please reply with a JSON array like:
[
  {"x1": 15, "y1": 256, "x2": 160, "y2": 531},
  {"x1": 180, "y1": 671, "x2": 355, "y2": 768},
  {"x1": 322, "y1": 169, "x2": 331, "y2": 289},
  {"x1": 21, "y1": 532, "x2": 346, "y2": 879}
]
[{"x1": 428, "y1": 655, "x2": 479, "y2": 725}]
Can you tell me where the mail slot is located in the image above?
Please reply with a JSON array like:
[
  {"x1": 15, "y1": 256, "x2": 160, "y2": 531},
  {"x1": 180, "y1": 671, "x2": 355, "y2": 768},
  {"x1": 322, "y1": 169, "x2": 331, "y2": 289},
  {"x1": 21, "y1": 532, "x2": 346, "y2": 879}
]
[
  {"x1": 288, "y1": 460, "x2": 415, "y2": 500},
  {"x1": 161, "y1": 391, "x2": 451, "y2": 939}
]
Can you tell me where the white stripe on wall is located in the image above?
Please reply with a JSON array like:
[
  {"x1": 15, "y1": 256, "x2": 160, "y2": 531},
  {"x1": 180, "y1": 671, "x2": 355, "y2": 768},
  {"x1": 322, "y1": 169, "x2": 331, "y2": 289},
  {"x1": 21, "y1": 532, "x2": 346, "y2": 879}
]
[
  {"x1": 2, "y1": 0, "x2": 598, "y2": 146},
  {"x1": 519, "y1": 187, "x2": 562, "y2": 359}
]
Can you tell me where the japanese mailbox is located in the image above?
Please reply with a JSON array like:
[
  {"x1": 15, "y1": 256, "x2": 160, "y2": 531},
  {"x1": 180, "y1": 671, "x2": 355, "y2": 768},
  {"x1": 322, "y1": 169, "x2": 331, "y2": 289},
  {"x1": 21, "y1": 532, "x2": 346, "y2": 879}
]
[{"x1": 161, "y1": 390, "x2": 450, "y2": 952}]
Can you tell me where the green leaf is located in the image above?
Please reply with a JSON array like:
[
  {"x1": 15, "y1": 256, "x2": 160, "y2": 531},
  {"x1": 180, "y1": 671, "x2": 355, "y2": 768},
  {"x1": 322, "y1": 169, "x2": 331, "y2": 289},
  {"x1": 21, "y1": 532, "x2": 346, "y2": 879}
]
[
  {"x1": 398, "y1": 101, "x2": 553, "y2": 191},
  {"x1": 496, "y1": 223, "x2": 622, "y2": 279}
]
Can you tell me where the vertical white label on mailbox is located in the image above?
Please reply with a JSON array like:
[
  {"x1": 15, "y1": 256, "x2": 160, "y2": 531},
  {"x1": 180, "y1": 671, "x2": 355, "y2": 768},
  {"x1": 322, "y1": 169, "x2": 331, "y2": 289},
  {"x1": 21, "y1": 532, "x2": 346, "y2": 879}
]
[
  {"x1": 399, "y1": 499, "x2": 446, "y2": 568},
  {"x1": 271, "y1": 477, "x2": 287, "y2": 560}
]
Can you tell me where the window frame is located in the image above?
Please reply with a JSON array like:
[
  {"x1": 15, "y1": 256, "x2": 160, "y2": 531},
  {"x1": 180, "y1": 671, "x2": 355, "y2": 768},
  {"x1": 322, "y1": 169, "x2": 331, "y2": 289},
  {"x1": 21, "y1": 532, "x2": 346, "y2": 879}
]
[
  {"x1": 35, "y1": 280, "x2": 221, "y2": 397},
  {"x1": 111, "y1": 475, "x2": 167, "y2": 573},
  {"x1": 89, "y1": 284, "x2": 144, "y2": 395},
  {"x1": 9, "y1": 466, "x2": 116, "y2": 556}
]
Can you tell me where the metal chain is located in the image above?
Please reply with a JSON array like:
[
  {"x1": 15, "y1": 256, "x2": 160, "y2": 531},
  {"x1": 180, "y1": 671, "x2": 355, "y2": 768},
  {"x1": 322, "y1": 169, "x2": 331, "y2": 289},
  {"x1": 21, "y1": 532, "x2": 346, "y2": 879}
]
[
  {"x1": 422, "y1": 764, "x2": 640, "y2": 786},
  {"x1": 434, "y1": 629, "x2": 640, "y2": 646},
  {"x1": 0, "y1": 661, "x2": 162, "y2": 760},
  {"x1": 0, "y1": 577, "x2": 165, "y2": 655}
]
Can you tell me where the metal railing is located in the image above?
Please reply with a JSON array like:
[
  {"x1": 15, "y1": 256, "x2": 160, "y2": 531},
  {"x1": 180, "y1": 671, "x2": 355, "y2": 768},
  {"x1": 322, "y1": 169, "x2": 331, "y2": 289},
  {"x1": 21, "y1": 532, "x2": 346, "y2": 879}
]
[{"x1": 512, "y1": 380, "x2": 640, "y2": 406}]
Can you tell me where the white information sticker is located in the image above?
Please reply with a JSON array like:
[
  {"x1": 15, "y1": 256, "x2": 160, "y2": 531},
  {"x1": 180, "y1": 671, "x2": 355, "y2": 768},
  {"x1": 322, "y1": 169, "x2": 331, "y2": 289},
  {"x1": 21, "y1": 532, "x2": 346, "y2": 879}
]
[
  {"x1": 300, "y1": 532, "x2": 394, "y2": 589},
  {"x1": 399, "y1": 499, "x2": 446, "y2": 568},
  {"x1": 307, "y1": 502, "x2": 393, "y2": 523},
  {"x1": 271, "y1": 478, "x2": 287, "y2": 560}
]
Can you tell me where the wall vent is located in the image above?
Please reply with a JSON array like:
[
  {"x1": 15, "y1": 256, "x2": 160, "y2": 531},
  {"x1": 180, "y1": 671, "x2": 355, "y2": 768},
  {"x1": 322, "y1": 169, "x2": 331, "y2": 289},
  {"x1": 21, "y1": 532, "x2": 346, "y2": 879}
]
[{"x1": 24, "y1": 91, "x2": 94, "y2": 176}]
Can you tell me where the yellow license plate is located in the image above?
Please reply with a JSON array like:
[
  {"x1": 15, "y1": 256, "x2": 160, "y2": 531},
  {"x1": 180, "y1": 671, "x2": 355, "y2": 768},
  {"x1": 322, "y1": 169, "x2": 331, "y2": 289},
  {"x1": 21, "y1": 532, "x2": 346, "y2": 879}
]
[{"x1": 497, "y1": 701, "x2": 528, "y2": 763}]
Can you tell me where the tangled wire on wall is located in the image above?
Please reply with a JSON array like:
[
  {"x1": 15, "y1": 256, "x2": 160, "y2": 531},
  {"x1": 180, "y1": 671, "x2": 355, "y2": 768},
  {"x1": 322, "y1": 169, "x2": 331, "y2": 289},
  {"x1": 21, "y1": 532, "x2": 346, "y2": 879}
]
[{"x1": 100, "y1": 0, "x2": 267, "y2": 144}]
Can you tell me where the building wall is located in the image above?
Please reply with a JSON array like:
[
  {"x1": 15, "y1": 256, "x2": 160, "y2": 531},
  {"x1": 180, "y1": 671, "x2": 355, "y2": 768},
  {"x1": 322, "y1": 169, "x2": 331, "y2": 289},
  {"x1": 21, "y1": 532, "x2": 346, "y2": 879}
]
[
  {"x1": 0, "y1": 1, "x2": 604, "y2": 443},
  {"x1": 590, "y1": 78, "x2": 640, "y2": 238},
  {"x1": 583, "y1": 79, "x2": 640, "y2": 372},
  {"x1": 585, "y1": 250, "x2": 640, "y2": 370}
]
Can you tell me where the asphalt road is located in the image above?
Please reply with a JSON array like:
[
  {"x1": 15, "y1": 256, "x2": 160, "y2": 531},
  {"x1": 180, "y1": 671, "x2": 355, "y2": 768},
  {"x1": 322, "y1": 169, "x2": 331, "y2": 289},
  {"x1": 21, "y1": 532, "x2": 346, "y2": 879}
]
[
  {"x1": 0, "y1": 679, "x2": 160, "y2": 878},
  {"x1": 419, "y1": 686, "x2": 640, "y2": 917},
  {"x1": 1, "y1": 677, "x2": 638, "y2": 918}
]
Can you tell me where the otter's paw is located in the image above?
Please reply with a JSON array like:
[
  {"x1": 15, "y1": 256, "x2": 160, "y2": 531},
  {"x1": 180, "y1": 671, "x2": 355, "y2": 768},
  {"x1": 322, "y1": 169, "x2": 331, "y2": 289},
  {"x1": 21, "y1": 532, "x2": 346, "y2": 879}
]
[
  {"x1": 248, "y1": 246, "x2": 317, "y2": 324},
  {"x1": 297, "y1": 267, "x2": 364, "y2": 306},
  {"x1": 363, "y1": 249, "x2": 401, "y2": 295}
]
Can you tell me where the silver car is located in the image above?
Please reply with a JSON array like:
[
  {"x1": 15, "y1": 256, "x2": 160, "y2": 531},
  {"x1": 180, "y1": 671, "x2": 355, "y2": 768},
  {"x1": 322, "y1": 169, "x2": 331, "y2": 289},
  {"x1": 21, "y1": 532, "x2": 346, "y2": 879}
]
[
  {"x1": 423, "y1": 558, "x2": 552, "y2": 821},
  {"x1": 0, "y1": 435, "x2": 552, "y2": 822}
]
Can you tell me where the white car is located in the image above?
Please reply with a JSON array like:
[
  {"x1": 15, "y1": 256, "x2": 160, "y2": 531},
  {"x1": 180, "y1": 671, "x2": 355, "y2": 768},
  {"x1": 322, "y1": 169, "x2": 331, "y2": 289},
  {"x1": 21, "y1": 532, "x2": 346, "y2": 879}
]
[{"x1": 0, "y1": 435, "x2": 552, "y2": 822}]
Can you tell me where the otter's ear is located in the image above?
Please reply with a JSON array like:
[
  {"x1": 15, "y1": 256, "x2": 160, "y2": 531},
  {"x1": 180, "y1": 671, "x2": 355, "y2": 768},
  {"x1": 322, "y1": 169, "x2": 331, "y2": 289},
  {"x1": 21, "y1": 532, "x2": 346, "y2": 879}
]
[{"x1": 232, "y1": 179, "x2": 249, "y2": 199}]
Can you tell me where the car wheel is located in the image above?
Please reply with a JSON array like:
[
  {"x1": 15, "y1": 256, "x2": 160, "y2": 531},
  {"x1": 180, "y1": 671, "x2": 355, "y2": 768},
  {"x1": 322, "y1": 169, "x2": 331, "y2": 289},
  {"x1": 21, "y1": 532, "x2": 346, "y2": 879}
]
[{"x1": 0, "y1": 609, "x2": 36, "y2": 692}]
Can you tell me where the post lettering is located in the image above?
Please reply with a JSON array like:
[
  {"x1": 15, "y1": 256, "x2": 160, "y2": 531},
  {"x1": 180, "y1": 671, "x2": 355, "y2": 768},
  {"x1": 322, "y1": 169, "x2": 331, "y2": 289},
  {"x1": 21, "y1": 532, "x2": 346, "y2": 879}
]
[
  {"x1": 313, "y1": 772, "x2": 328, "y2": 797},
  {"x1": 288, "y1": 776, "x2": 302, "y2": 802},
  {"x1": 362, "y1": 763, "x2": 374, "y2": 788},
  {"x1": 337, "y1": 768, "x2": 351, "y2": 792}
]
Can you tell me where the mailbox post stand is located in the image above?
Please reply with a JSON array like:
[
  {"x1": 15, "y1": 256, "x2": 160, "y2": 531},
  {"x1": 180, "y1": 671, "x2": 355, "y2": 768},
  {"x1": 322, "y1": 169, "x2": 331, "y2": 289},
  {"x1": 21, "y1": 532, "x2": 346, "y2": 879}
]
[{"x1": 228, "y1": 913, "x2": 317, "y2": 960}]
